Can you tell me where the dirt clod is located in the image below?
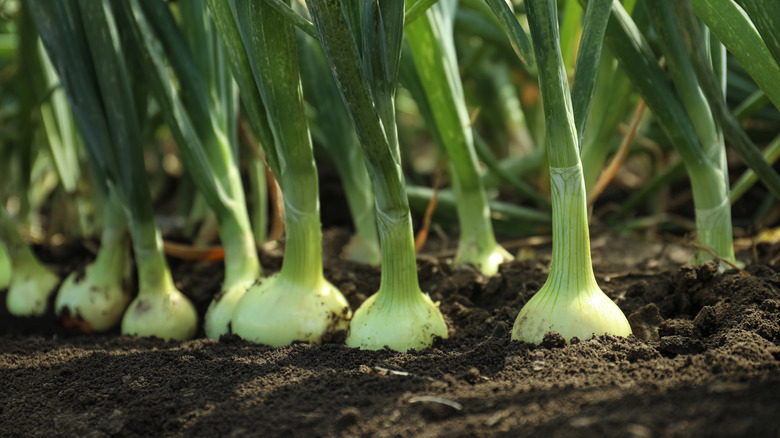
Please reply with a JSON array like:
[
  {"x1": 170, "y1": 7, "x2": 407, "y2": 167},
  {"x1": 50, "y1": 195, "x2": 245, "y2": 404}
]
[
  {"x1": 628, "y1": 303, "x2": 664, "y2": 341},
  {"x1": 539, "y1": 332, "x2": 567, "y2": 349}
]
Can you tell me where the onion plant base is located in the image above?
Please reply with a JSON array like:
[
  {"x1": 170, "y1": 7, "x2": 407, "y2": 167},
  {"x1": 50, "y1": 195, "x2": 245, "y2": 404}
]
[
  {"x1": 511, "y1": 281, "x2": 632, "y2": 344},
  {"x1": 694, "y1": 199, "x2": 738, "y2": 270},
  {"x1": 346, "y1": 291, "x2": 448, "y2": 352},
  {"x1": 510, "y1": 164, "x2": 632, "y2": 345},
  {"x1": 454, "y1": 243, "x2": 513, "y2": 277},
  {"x1": 342, "y1": 235, "x2": 382, "y2": 266},
  {"x1": 55, "y1": 229, "x2": 131, "y2": 332},
  {"x1": 55, "y1": 266, "x2": 131, "y2": 333},
  {"x1": 5, "y1": 261, "x2": 60, "y2": 317},
  {"x1": 231, "y1": 273, "x2": 351, "y2": 347},
  {"x1": 203, "y1": 280, "x2": 253, "y2": 340},
  {"x1": 121, "y1": 288, "x2": 198, "y2": 341}
]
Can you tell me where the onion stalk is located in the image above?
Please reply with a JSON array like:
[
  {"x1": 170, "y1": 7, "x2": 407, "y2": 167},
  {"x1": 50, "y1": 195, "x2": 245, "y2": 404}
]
[
  {"x1": 404, "y1": 0, "x2": 511, "y2": 275},
  {"x1": 30, "y1": 0, "x2": 197, "y2": 340},
  {"x1": 298, "y1": 32, "x2": 381, "y2": 266},
  {"x1": 208, "y1": 0, "x2": 351, "y2": 346},
  {"x1": 55, "y1": 192, "x2": 131, "y2": 332},
  {"x1": 117, "y1": 0, "x2": 260, "y2": 339},
  {"x1": 18, "y1": 0, "x2": 86, "y2": 236},
  {"x1": 690, "y1": 0, "x2": 780, "y2": 111},
  {"x1": 307, "y1": 0, "x2": 448, "y2": 351},
  {"x1": 508, "y1": 0, "x2": 631, "y2": 344},
  {"x1": 22, "y1": 0, "x2": 132, "y2": 331},
  {"x1": 584, "y1": 0, "x2": 780, "y2": 269},
  {"x1": 645, "y1": 0, "x2": 735, "y2": 266}
]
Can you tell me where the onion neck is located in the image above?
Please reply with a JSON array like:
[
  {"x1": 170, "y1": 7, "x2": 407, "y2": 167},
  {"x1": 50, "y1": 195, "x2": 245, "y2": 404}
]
[
  {"x1": 218, "y1": 211, "x2": 260, "y2": 289},
  {"x1": 544, "y1": 163, "x2": 600, "y2": 296},
  {"x1": 375, "y1": 209, "x2": 422, "y2": 307},
  {"x1": 128, "y1": 215, "x2": 176, "y2": 297},
  {"x1": 451, "y1": 162, "x2": 503, "y2": 273},
  {"x1": 688, "y1": 163, "x2": 735, "y2": 265},
  {"x1": 278, "y1": 201, "x2": 324, "y2": 290},
  {"x1": 92, "y1": 193, "x2": 130, "y2": 281}
]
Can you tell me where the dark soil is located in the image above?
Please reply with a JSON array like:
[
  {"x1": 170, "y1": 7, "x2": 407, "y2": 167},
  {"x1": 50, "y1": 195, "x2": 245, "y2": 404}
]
[{"x1": 2, "y1": 230, "x2": 780, "y2": 437}]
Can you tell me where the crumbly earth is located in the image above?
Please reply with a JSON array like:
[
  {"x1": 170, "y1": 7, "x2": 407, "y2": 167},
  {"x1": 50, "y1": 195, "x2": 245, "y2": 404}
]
[{"x1": 1, "y1": 230, "x2": 779, "y2": 437}]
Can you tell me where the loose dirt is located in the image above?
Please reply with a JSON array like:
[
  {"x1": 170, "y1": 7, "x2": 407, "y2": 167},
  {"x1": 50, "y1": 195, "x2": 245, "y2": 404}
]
[{"x1": 1, "y1": 230, "x2": 779, "y2": 437}]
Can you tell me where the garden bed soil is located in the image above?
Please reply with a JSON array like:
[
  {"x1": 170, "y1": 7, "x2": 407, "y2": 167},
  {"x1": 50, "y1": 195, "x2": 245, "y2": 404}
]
[{"x1": 1, "y1": 229, "x2": 780, "y2": 437}]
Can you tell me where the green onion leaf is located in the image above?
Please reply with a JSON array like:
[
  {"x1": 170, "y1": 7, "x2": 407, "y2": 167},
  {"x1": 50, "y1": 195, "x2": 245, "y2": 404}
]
[
  {"x1": 510, "y1": 0, "x2": 631, "y2": 344},
  {"x1": 307, "y1": 0, "x2": 448, "y2": 351}
]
